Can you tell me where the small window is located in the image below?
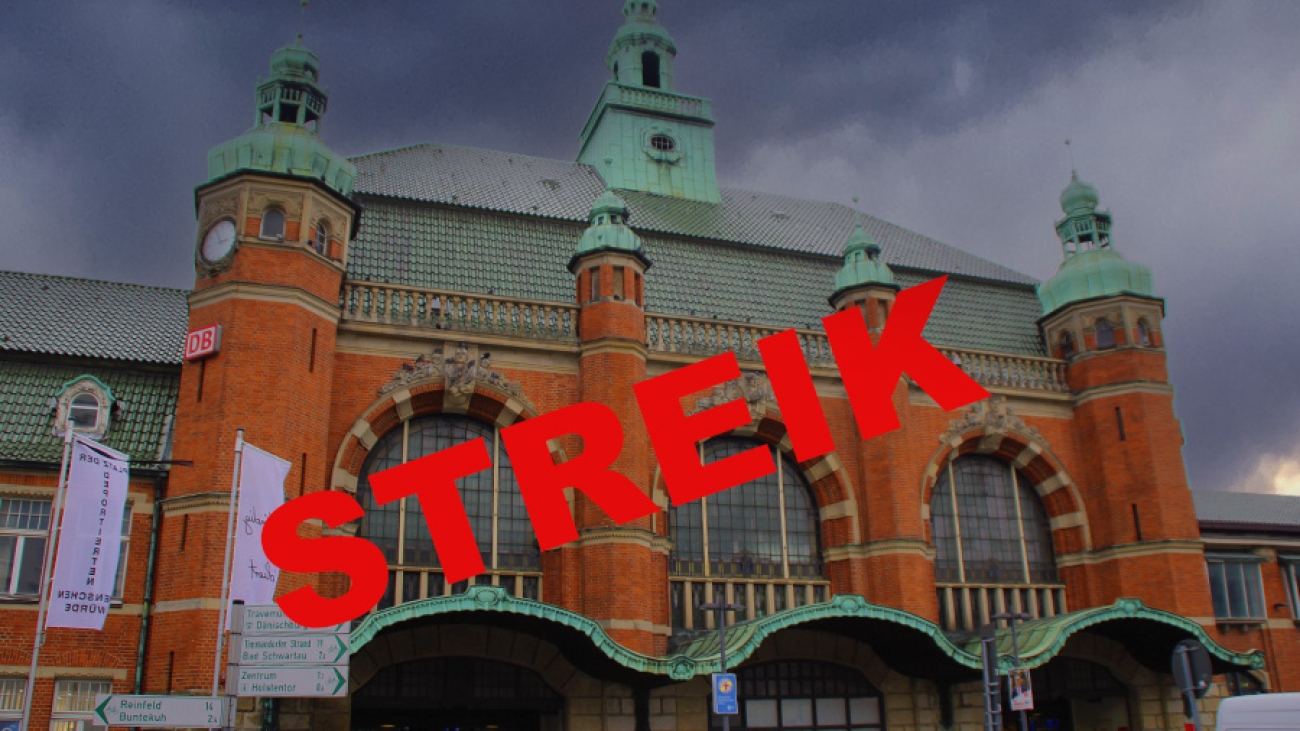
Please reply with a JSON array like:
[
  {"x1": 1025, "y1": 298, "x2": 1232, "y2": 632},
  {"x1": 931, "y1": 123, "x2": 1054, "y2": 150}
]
[
  {"x1": 1207, "y1": 556, "x2": 1266, "y2": 620},
  {"x1": 641, "y1": 51, "x2": 661, "y2": 88},
  {"x1": 1283, "y1": 558, "x2": 1300, "y2": 619},
  {"x1": 589, "y1": 267, "x2": 600, "y2": 301},
  {"x1": 68, "y1": 393, "x2": 100, "y2": 430},
  {"x1": 613, "y1": 266, "x2": 625, "y2": 300},
  {"x1": 0, "y1": 498, "x2": 51, "y2": 596},
  {"x1": 1094, "y1": 319, "x2": 1116, "y2": 349},
  {"x1": 51, "y1": 678, "x2": 113, "y2": 731},
  {"x1": 314, "y1": 220, "x2": 329, "y2": 255},
  {"x1": 0, "y1": 678, "x2": 22, "y2": 727},
  {"x1": 1136, "y1": 318, "x2": 1151, "y2": 346},
  {"x1": 1059, "y1": 331, "x2": 1075, "y2": 358},
  {"x1": 650, "y1": 134, "x2": 675, "y2": 151},
  {"x1": 260, "y1": 209, "x2": 286, "y2": 240}
]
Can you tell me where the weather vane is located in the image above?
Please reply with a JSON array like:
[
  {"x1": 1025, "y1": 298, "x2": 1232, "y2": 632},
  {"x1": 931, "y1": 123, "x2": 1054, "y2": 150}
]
[
  {"x1": 1065, "y1": 139, "x2": 1076, "y2": 172},
  {"x1": 298, "y1": 0, "x2": 309, "y2": 41}
]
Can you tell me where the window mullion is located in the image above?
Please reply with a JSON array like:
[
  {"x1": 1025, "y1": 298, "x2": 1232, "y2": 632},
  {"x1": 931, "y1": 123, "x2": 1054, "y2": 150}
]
[
  {"x1": 948, "y1": 461, "x2": 965, "y2": 583},
  {"x1": 777, "y1": 448, "x2": 790, "y2": 579},
  {"x1": 491, "y1": 429, "x2": 500, "y2": 571},
  {"x1": 1010, "y1": 466, "x2": 1031, "y2": 583},
  {"x1": 397, "y1": 419, "x2": 409, "y2": 567}
]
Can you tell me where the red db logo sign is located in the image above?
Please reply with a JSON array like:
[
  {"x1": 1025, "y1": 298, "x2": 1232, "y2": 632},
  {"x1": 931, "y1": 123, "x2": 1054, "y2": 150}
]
[{"x1": 184, "y1": 324, "x2": 222, "y2": 361}]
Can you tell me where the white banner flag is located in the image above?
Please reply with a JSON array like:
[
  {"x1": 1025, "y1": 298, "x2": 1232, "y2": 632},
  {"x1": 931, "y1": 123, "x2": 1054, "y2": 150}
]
[
  {"x1": 227, "y1": 442, "x2": 290, "y2": 623},
  {"x1": 47, "y1": 437, "x2": 130, "y2": 629}
]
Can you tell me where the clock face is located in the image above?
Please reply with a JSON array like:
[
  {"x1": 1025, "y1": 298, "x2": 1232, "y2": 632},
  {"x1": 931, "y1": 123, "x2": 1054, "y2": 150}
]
[{"x1": 201, "y1": 218, "x2": 237, "y2": 263}]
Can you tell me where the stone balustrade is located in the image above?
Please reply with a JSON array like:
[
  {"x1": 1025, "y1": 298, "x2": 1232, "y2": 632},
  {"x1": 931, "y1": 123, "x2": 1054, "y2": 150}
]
[{"x1": 342, "y1": 282, "x2": 578, "y2": 341}]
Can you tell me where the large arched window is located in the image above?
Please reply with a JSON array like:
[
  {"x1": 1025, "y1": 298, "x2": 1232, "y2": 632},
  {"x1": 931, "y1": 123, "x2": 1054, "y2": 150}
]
[
  {"x1": 669, "y1": 438, "x2": 827, "y2": 634},
  {"x1": 930, "y1": 455, "x2": 1064, "y2": 630},
  {"x1": 356, "y1": 415, "x2": 540, "y2": 610}
]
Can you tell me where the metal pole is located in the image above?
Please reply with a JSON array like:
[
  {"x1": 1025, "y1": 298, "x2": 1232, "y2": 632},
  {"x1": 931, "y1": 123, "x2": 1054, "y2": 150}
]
[
  {"x1": 1008, "y1": 619, "x2": 1027, "y2": 731},
  {"x1": 19, "y1": 426, "x2": 75, "y2": 731},
  {"x1": 718, "y1": 606, "x2": 729, "y2": 731},
  {"x1": 213, "y1": 429, "x2": 245, "y2": 697},
  {"x1": 1177, "y1": 646, "x2": 1203, "y2": 731},
  {"x1": 224, "y1": 601, "x2": 245, "y2": 731}
]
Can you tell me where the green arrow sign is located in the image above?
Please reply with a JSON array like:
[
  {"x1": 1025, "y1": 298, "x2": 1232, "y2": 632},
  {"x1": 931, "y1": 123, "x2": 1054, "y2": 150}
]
[
  {"x1": 235, "y1": 665, "x2": 348, "y2": 698},
  {"x1": 239, "y1": 633, "x2": 350, "y2": 665},
  {"x1": 93, "y1": 694, "x2": 227, "y2": 728}
]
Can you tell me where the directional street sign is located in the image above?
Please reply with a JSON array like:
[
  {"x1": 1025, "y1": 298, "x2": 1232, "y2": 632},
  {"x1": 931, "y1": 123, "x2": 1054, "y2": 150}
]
[
  {"x1": 93, "y1": 694, "x2": 227, "y2": 729},
  {"x1": 240, "y1": 633, "x2": 350, "y2": 665},
  {"x1": 241, "y1": 604, "x2": 348, "y2": 635},
  {"x1": 236, "y1": 665, "x2": 349, "y2": 698}
]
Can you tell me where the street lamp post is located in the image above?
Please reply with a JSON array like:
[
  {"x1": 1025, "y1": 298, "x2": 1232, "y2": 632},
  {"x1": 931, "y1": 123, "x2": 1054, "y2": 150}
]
[
  {"x1": 700, "y1": 601, "x2": 745, "y2": 731},
  {"x1": 993, "y1": 612, "x2": 1033, "y2": 731}
]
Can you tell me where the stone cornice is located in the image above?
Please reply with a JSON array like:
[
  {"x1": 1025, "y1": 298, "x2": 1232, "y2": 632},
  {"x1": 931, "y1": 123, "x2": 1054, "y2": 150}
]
[
  {"x1": 1055, "y1": 539, "x2": 1204, "y2": 568},
  {"x1": 188, "y1": 280, "x2": 341, "y2": 323},
  {"x1": 823, "y1": 539, "x2": 936, "y2": 562},
  {"x1": 160, "y1": 491, "x2": 231, "y2": 516}
]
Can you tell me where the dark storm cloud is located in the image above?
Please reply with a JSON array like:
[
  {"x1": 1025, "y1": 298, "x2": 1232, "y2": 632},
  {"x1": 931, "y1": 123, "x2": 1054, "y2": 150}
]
[{"x1": 1, "y1": 1, "x2": 1296, "y2": 495}]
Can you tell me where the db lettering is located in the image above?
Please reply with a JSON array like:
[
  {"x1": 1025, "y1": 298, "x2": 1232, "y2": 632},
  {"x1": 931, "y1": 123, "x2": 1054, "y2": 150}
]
[
  {"x1": 262, "y1": 277, "x2": 991, "y2": 627},
  {"x1": 185, "y1": 325, "x2": 221, "y2": 361}
]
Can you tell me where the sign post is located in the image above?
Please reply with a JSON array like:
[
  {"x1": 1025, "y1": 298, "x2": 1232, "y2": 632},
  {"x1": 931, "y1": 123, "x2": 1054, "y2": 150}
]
[
  {"x1": 93, "y1": 695, "x2": 228, "y2": 729},
  {"x1": 234, "y1": 603, "x2": 351, "y2": 700},
  {"x1": 979, "y1": 624, "x2": 1002, "y2": 731},
  {"x1": 1171, "y1": 639, "x2": 1212, "y2": 731}
]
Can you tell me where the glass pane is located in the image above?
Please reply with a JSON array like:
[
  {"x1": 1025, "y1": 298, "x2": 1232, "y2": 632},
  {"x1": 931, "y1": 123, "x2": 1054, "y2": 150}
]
[
  {"x1": 522, "y1": 576, "x2": 540, "y2": 601},
  {"x1": 499, "y1": 574, "x2": 516, "y2": 597},
  {"x1": 669, "y1": 499, "x2": 704, "y2": 576},
  {"x1": 670, "y1": 581, "x2": 686, "y2": 629},
  {"x1": 747, "y1": 699, "x2": 778, "y2": 728},
  {"x1": 816, "y1": 698, "x2": 847, "y2": 726},
  {"x1": 18, "y1": 537, "x2": 45, "y2": 595},
  {"x1": 402, "y1": 572, "x2": 420, "y2": 603},
  {"x1": 428, "y1": 572, "x2": 446, "y2": 598},
  {"x1": 850, "y1": 698, "x2": 881, "y2": 725},
  {"x1": 53, "y1": 680, "x2": 110, "y2": 712},
  {"x1": 930, "y1": 471, "x2": 960, "y2": 582},
  {"x1": 0, "y1": 535, "x2": 15, "y2": 593},
  {"x1": 951, "y1": 457, "x2": 1027, "y2": 583},
  {"x1": 0, "y1": 499, "x2": 51, "y2": 531},
  {"x1": 496, "y1": 447, "x2": 540, "y2": 571},
  {"x1": 782, "y1": 699, "x2": 814, "y2": 726},
  {"x1": 704, "y1": 441, "x2": 785, "y2": 578},
  {"x1": 407, "y1": 416, "x2": 495, "y2": 567},
  {"x1": 356, "y1": 429, "x2": 404, "y2": 564},
  {"x1": 0, "y1": 678, "x2": 24, "y2": 711},
  {"x1": 377, "y1": 570, "x2": 396, "y2": 611},
  {"x1": 1018, "y1": 476, "x2": 1058, "y2": 583},
  {"x1": 1245, "y1": 564, "x2": 1265, "y2": 618},
  {"x1": 1225, "y1": 562, "x2": 1248, "y2": 618}
]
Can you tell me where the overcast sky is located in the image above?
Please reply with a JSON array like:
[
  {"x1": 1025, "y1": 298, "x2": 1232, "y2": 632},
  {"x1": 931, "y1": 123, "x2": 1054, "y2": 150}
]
[{"x1": 2, "y1": 1, "x2": 1298, "y2": 496}]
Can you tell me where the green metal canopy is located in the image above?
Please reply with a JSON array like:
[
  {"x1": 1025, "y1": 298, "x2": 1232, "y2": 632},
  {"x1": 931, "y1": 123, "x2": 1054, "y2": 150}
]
[
  {"x1": 351, "y1": 590, "x2": 1263, "y2": 684},
  {"x1": 960, "y1": 597, "x2": 1264, "y2": 674}
]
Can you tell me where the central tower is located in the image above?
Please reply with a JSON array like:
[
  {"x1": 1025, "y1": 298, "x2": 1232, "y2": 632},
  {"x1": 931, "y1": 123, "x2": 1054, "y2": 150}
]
[{"x1": 577, "y1": 0, "x2": 721, "y2": 203}]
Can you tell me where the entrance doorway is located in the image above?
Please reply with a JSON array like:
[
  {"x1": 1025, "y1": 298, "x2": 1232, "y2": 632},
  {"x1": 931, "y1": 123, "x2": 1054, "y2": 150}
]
[
  {"x1": 351, "y1": 657, "x2": 563, "y2": 731},
  {"x1": 1006, "y1": 658, "x2": 1131, "y2": 731}
]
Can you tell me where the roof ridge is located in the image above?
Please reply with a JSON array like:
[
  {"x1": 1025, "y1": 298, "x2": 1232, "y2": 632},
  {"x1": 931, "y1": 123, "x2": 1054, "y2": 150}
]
[
  {"x1": 0, "y1": 268, "x2": 190, "y2": 295},
  {"x1": 350, "y1": 140, "x2": 604, "y2": 171}
]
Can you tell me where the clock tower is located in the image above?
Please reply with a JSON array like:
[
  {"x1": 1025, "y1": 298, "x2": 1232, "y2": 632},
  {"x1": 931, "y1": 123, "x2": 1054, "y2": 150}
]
[{"x1": 149, "y1": 37, "x2": 360, "y2": 693}]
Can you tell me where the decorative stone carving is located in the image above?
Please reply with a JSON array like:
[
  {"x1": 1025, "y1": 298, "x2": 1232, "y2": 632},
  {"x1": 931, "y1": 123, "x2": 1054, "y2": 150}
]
[
  {"x1": 378, "y1": 340, "x2": 534, "y2": 414},
  {"x1": 199, "y1": 192, "x2": 240, "y2": 229},
  {"x1": 690, "y1": 371, "x2": 776, "y2": 420},
  {"x1": 939, "y1": 395, "x2": 1043, "y2": 446},
  {"x1": 248, "y1": 188, "x2": 303, "y2": 218}
]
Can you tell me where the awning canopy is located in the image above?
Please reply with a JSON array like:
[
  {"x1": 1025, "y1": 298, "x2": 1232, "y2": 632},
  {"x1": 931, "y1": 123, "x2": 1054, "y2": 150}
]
[{"x1": 350, "y1": 589, "x2": 1263, "y2": 685}]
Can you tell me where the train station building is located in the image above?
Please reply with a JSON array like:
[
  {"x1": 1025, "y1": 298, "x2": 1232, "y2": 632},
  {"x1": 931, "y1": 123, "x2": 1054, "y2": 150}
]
[{"x1": 1, "y1": 3, "x2": 1296, "y2": 730}]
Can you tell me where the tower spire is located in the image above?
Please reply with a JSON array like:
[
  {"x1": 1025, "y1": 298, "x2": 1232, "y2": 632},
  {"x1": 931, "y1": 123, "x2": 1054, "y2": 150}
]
[{"x1": 297, "y1": 0, "x2": 309, "y2": 42}]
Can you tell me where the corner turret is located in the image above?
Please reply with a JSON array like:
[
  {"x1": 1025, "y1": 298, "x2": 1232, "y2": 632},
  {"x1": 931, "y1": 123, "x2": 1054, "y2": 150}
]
[{"x1": 829, "y1": 212, "x2": 898, "y2": 334}]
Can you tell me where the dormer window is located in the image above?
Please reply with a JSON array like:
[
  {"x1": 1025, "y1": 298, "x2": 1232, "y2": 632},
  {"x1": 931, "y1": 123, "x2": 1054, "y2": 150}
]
[
  {"x1": 53, "y1": 376, "x2": 112, "y2": 438},
  {"x1": 260, "y1": 209, "x2": 286, "y2": 240},
  {"x1": 314, "y1": 220, "x2": 329, "y2": 255},
  {"x1": 641, "y1": 51, "x2": 661, "y2": 88}
]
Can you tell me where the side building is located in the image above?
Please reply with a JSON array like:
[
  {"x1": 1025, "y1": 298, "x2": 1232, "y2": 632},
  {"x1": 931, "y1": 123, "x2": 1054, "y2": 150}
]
[{"x1": 0, "y1": 3, "x2": 1291, "y2": 731}]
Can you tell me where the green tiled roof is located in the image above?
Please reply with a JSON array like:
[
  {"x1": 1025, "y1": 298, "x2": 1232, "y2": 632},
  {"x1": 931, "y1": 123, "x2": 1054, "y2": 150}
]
[
  {"x1": 0, "y1": 271, "x2": 190, "y2": 364},
  {"x1": 350, "y1": 143, "x2": 1039, "y2": 286},
  {"x1": 0, "y1": 359, "x2": 179, "y2": 464},
  {"x1": 349, "y1": 198, "x2": 1047, "y2": 355}
]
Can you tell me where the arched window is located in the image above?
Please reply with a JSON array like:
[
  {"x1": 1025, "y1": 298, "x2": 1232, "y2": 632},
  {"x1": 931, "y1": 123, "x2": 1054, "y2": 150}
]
[
  {"x1": 260, "y1": 209, "x2": 286, "y2": 240},
  {"x1": 313, "y1": 220, "x2": 328, "y2": 255},
  {"x1": 1094, "y1": 319, "x2": 1116, "y2": 349},
  {"x1": 1135, "y1": 318, "x2": 1151, "y2": 347},
  {"x1": 356, "y1": 415, "x2": 540, "y2": 610},
  {"x1": 930, "y1": 455, "x2": 1062, "y2": 630},
  {"x1": 1058, "y1": 331, "x2": 1075, "y2": 358},
  {"x1": 669, "y1": 438, "x2": 826, "y2": 633},
  {"x1": 68, "y1": 393, "x2": 100, "y2": 430},
  {"x1": 641, "y1": 50, "x2": 661, "y2": 88},
  {"x1": 732, "y1": 661, "x2": 884, "y2": 731}
]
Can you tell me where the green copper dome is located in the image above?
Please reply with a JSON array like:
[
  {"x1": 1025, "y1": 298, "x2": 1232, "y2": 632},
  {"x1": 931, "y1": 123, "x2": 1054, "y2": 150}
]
[
  {"x1": 204, "y1": 39, "x2": 355, "y2": 196},
  {"x1": 832, "y1": 223, "x2": 897, "y2": 297},
  {"x1": 1059, "y1": 171, "x2": 1099, "y2": 214},
  {"x1": 1039, "y1": 172, "x2": 1154, "y2": 315},
  {"x1": 571, "y1": 190, "x2": 650, "y2": 268},
  {"x1": 1037, "y1": 248, "x2": 1154, "y2": 315}
]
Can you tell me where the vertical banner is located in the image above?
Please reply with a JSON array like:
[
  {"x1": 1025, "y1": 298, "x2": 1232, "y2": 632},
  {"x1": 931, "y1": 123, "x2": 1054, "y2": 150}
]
[
  {"x1": 227, "y1": 443, "x2": 290, "y2": 622},
  {"x1": 46, "y1": 437, "x2": 130, "y2": 629}
]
